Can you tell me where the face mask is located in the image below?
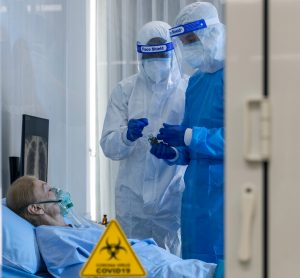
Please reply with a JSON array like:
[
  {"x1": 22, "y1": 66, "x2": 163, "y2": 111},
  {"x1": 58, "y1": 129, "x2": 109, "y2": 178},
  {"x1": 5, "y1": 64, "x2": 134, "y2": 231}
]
[
  {"x1": 50, "y1": 187, "x2": 94, "y2": 227},
  {"x1": 51, "y1": 187, "x2": 73, "y2": 216},
  {"x1": 143, "y1": 59, "x2": 171, "y2": 83},
  {"x1": 182, "y1": 41, "x2": 205, "y2": 69}
]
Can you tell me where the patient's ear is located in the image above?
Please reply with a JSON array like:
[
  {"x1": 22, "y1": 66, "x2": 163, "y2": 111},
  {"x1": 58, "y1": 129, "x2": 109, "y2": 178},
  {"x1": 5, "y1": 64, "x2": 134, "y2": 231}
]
[{"x1": 27, "y1": 204, "x2": 45, "y2": 215}]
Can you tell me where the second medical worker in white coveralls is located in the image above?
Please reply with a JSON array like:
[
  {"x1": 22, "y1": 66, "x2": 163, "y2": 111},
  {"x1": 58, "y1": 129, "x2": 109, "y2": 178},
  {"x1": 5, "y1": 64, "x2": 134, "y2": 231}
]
[{"x1": 100, "y1": 21, "x2": 188, "y2": 255}]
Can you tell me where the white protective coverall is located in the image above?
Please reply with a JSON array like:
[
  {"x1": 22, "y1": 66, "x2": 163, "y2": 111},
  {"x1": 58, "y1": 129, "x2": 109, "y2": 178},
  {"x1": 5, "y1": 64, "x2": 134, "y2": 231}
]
[{"x1": 100, "y1": 21, "x2": 187, "y2": 255}]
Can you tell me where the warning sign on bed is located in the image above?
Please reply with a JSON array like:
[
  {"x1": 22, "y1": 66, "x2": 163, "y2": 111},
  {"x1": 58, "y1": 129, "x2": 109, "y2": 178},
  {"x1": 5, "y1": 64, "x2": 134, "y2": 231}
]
[{"x1": 80, "y1": 219, "x2": 146, "y2": 277}]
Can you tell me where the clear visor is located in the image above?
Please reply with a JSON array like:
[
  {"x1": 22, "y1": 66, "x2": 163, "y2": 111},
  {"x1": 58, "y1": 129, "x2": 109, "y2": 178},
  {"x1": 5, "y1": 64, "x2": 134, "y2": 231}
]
[
  {"x1": 170, "y1": 18, "x2": 218, "y2": 75},
  {"x1": 136, "y1": 41, "x2": 176, "y2": 84}
]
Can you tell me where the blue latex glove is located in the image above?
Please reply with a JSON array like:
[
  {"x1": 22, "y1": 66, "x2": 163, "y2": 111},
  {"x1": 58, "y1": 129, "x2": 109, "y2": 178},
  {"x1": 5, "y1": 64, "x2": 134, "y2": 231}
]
[
  {"x1": 126, "y1": 118, "x2": 149, "y2": 142},
  {"x1": 157, "y1": 123, "x2": 186, "y2": 146},
  {"x1": 150, "y1": 142, "x2": 176, "y2": 160}
]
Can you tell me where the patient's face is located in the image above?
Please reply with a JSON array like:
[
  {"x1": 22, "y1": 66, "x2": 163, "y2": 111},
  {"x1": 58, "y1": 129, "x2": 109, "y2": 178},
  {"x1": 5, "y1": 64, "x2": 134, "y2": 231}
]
[{"x1": 33, "y1": 180, "x2": 61, "y2": 216}]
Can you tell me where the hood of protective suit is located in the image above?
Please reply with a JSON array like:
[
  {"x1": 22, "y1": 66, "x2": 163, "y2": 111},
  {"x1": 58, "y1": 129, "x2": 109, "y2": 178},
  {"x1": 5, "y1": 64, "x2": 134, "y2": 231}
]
[
  {"x1": 137, "y1": 21, "x2": 180, "y2": 86},
  {"x1": 138, "y1": 21, "x2": 171, "y2": 45},
  {"x1": 174, "y1": 1, "x2": 225, "y2": 73}
]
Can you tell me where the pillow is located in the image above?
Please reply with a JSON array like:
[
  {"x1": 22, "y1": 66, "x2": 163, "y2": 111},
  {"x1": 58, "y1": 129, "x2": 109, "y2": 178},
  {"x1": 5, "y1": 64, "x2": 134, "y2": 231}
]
[{"x1": 2, "y1": 198, "x2": 43, "y2": 273}]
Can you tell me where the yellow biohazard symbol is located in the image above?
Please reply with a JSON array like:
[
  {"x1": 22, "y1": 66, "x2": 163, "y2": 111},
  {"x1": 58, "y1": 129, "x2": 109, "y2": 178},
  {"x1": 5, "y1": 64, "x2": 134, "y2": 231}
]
[
  {"x1": 80, "y1": 219, "x2": 146, "y2": 277},
  {"x1": 100, "y1": 237, "x2": 126, "y2": 260}
]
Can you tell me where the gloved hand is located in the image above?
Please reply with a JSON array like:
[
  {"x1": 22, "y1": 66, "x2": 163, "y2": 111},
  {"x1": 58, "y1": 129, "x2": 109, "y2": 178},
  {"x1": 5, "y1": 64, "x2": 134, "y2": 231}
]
[
  {"x1": 157, "y1": 123, "x2": 186, "y2": 146},
  {"x1": 126, "y1": 118, "x2": 149, "y2": 142},
  {"x1": 150, "y1": 142, "x2": 176, "y2": 160}
]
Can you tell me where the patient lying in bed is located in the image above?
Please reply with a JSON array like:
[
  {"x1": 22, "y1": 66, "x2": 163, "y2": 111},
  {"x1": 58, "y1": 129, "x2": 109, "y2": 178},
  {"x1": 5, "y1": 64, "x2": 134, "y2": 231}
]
[{"x1": 6, "y1": 176, "x2": 219, "y2": 278}]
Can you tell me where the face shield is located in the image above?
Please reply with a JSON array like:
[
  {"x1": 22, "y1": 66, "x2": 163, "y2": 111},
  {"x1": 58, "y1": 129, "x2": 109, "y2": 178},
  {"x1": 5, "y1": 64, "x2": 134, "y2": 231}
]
[
  {"x1": 136, "y1": 21, "x2": 181, "y2": 86},
  {"x1": 137, "y1": 37, "x2": 174, "y2": 84},
  {"x1": 170, "y1": 17, "x2": 224, "y2": 75}
]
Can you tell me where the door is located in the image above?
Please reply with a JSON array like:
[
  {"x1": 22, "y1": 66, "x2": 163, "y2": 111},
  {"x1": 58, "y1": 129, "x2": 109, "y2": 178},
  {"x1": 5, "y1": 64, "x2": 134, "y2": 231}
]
[
  {"x1": 226, "y1": 0, "x2": 300, "y2": 277},
  {"x1": 269, "y1": 0, "x2": 300, "y2": 277}
]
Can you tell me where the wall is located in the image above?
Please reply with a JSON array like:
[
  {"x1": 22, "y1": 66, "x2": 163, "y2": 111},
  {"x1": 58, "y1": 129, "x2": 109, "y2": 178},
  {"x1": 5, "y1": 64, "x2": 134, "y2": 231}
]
[
  {"x1": 65, "y1": 0, "x2": 89, "y2": 217},
  {"x1": 0, "y1": 0, "x2": 89, "y2": 216},
  {"x1": 1, "y1": 0, "x2": 67, "y2": 195}
]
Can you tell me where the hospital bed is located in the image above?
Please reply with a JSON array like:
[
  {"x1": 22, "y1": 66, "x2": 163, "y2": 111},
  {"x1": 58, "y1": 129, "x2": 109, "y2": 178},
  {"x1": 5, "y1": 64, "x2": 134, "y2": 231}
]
[{"x1": 2, "y1": 199, "x2": 223, "y2": 278}]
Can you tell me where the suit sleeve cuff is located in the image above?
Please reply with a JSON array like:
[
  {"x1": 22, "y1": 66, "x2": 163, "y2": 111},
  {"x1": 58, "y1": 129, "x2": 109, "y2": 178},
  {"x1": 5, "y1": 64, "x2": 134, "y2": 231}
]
[
  {"x1": 184, "y1": 128, "x2": 193, "y2": 146},
  {"x1": 122, "y1": 128, "x2": 136, "y2": 146}
]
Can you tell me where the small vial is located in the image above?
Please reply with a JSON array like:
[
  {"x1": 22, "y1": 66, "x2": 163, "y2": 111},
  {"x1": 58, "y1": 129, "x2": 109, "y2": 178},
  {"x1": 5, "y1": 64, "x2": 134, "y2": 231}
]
[
  {"x1": 148, "y1": 134, "x2": 159, "y2": 145},
  {"x1": 101, "y1": 214, "x2": 108, "y2": 226}
]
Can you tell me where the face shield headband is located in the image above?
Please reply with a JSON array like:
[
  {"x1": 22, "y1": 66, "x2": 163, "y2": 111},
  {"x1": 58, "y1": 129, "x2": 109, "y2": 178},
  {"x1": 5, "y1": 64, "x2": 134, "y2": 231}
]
[
  {"x1": 170, "y1": 18, "x2": 220, "y2": 38},
  {"x1": 137, "y1": 42, "x2": 174, "y2": 59}
]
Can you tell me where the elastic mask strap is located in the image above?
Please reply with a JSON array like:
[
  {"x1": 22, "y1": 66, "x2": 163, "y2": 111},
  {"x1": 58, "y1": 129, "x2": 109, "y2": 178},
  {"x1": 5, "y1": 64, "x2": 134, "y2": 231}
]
[
  {"x1": 20, "y1": 199, "x2": 62, "y2": 212},
  {"x1": 32, "y1": 199, "x2": 62, "y2": 205}
]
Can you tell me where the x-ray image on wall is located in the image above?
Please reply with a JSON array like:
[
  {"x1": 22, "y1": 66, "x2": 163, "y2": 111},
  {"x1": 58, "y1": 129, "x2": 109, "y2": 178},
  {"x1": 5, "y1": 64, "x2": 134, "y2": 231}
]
[
  {"x1": 24, "y1": 135, "x2": 48, "y2": 181},
  {"x1": 21, "y1": 115, "x2": 49, "y2": 181}
]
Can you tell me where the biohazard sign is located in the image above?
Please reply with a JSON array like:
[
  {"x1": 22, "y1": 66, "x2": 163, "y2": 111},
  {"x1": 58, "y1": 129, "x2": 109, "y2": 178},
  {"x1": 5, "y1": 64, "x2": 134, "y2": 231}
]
[{"x1": 80, "y1": 219, "x2": 146, "y2": 277}]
